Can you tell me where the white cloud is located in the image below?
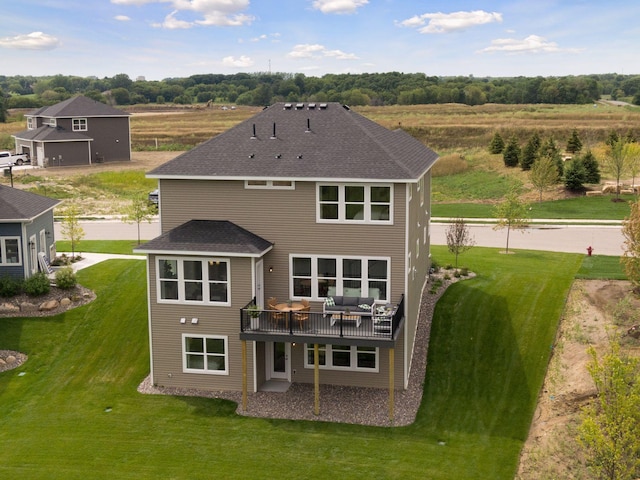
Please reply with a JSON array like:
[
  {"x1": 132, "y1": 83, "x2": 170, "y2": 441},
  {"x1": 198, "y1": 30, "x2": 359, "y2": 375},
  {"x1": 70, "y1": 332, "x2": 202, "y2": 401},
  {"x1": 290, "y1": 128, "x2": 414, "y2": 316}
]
[
  {"x1": 120, "y1": 0, "x2": 254, "y2": 29},
  {"x1": 312, "y1": 0, "x2": 368, "y2": 15},
  {"x1": 397, "y1": 10, "x2": 502, "y2": 34},
  {"x1": 479, "y1": 34, "x2": 581, "y2": 54},
  {"x1": 288, "y1": 43, "x2": 358, "y2": 60},
  {"x1": 222, "y1": 55, "x2": 254, "y2": 67},
  {"x1": 152, "y1": 10, "x2": 191, "y2": 29},
  {"x1": 114, "y1": 15, "x2": 131, "y2": 21},
  {"x1": 0, "y1": 31, "x2": 60, "y2": 50}
]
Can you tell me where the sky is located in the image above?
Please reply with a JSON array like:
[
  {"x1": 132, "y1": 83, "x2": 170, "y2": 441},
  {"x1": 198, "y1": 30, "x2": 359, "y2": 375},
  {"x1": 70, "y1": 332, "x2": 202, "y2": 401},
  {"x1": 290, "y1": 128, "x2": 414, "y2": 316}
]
[{"x1": 1, "y1": 0, "x2": 639, "y2": 81}]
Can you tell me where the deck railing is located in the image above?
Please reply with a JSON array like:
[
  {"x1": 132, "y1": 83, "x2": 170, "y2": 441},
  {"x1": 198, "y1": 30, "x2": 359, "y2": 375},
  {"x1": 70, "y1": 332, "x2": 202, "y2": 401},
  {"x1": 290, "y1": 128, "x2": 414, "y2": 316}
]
[{"x1": 239, "y1": 296, "x2": 404, "y2": 342}]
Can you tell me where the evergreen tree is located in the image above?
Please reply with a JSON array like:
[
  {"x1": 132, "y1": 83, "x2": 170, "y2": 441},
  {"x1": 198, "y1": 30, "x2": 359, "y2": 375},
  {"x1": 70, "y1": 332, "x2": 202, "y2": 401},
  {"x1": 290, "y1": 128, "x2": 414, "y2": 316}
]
[
  {"x1": 520, "y1": 133, "x2": 540, "y2": 170},
  {"x1": 539, "y1": 137, "x2": 563, "y2": 177},
  {"x1": 0, "y1": 89, "x2": 6, "y2": 123},
  {"x1": 566, "y1": 128, "x2": 583, "y2": 154},
  {"x1": 606, "y1": 130, "x2": 620, "y2": 148},
  {"x1": 502, "y1": 135, "x2": 521, "y2": 167},
  {"x1": 580, "y1": 150, "x2": 601, "y2": 184},
  {"x1": 489, "y1": 132, "x2": 505, "y2": 154},
  {"x1": 564, "y1": 159, "x2": 586, "y2": 191}
]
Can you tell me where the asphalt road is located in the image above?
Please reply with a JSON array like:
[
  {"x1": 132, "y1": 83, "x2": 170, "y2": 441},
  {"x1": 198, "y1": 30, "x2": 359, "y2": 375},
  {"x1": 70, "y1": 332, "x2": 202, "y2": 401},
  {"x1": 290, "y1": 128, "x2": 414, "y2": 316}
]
[{"x1": 56, "y1": 218, "x2": 626, "y2": 256}]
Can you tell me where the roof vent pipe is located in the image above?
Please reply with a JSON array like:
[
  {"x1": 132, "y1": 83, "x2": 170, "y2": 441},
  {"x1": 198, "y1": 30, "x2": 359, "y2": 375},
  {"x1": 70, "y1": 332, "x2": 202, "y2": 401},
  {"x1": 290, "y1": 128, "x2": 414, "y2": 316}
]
[
  {"x1": 270, "y1": 122, "x2": 276, "y2": 139},
  {"x1": 251, "y1": 123, "x2": 257, "y2": 139},
  {"x1": 305, "y1": 118, "x2": 311, "y2": 133}
]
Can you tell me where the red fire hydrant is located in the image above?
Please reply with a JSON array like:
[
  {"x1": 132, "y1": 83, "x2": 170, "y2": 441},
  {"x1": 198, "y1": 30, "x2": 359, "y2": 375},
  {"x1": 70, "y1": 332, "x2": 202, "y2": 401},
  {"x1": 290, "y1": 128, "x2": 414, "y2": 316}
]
[{"x1": 587, "y1": 246, "x2": 593, "y2": 256}]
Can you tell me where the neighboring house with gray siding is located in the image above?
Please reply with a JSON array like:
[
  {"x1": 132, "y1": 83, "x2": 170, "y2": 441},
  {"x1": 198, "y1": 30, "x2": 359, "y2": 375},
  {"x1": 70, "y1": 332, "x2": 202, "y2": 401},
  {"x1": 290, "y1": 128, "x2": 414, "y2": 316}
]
[
  {"x1": 13, "y1": 95, "x2": 131, "y2": 167},
  {"x1": 0, "y1": 185, "x2": 59, "y2": 280},
  {"x1": 136, "y1": 102, "x2": 438, "y2": 416}
]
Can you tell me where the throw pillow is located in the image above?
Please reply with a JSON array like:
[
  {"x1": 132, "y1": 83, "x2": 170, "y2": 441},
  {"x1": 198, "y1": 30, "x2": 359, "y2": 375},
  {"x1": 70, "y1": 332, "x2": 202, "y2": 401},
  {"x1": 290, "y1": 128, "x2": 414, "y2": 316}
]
[
  {"x1": 358, "y1": 303, "x2": 371, "y2": 311},
  {"x1": 325, "y1": 297, "x2": 335, "y2": 306}
]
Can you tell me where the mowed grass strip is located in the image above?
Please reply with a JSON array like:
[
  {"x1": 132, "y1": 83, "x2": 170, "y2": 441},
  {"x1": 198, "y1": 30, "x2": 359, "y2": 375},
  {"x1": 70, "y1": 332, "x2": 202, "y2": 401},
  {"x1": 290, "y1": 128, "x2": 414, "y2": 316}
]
[{"x1": 0, "y1": 248, "x2": 580, "y2": 479}]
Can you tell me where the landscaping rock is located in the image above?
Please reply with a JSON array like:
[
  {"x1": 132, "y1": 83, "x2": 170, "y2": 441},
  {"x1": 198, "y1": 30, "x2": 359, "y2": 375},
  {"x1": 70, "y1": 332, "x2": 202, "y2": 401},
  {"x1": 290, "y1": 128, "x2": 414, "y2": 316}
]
[
  {"x1": 39, "y1": 299, "x2": 60, "y2": 311},
  {"x1": 60, "y1": 298, "x2": 72, "y2": 307},
  {"x1": 6, "y1": 355, "x2": 16, "y2": 364},
  {"x1": 20, "y1": 302, "x2": 38, "y2": 313},
  {"x1": 0, "y1": 302, "x2": 20, "y2": 314}
]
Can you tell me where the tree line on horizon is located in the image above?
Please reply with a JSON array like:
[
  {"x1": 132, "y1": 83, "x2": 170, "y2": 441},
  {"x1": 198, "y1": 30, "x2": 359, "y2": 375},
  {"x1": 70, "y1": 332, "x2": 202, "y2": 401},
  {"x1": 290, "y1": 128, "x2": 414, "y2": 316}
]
[{"x1": 1, "y1": 71, "x2": 640, "y2": 115}]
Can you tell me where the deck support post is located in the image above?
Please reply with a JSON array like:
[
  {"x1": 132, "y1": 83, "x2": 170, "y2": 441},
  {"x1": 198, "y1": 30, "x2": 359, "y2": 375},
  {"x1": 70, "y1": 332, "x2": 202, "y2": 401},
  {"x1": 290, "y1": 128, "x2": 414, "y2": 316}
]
[
  {"x1": 314, "y1": 343, "x2": 320, "y2": 415},
  {"x1": 389, "y1": 347, "x2": 395, "y2": 422},
  {"x1": 242, "y1": 340, "x2": 247, "y2": 412}
]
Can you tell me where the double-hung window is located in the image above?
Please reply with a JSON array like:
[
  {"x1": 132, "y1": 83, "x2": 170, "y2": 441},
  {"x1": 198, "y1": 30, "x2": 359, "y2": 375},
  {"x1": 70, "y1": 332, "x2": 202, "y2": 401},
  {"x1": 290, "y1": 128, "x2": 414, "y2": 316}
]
[
  {"x1": 317, "y1": 184, "x2": 392, "y2": 223},
  {"x1": 72, "y1": 118, "x2": 88, "y2": 131},
  {"x1": 291, "y1": 254, "x2": 389, "y2": 301},
  {"x1": 42, "y1": 117, "x2": 56, "y2": 127},
  {"x1": 27, "y1": 117, "x2": 35, "y2": 130},
  {"x1": 157, "y1": 257, "x2": 229, "y2": 305},
  {"x1": 0, "y1": 237, "x2": 21, "y2": 265},
  {"x1": 304, "y1": 344, "x2": 378, "y2": 371},
  {"x1": 183, "y1": 335, "x2": 228, "y2": 374}
]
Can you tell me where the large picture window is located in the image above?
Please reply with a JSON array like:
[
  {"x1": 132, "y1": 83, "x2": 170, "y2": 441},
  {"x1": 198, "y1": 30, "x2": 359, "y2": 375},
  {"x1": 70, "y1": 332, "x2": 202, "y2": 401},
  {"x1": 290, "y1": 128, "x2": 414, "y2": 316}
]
[
  {"x1": 291, "y1": 254, "x2": 389, "y2": 301},
  {"x1": 183, "y1": 335, "x2": 228, "y2": 375},
  {"x1": 317, "y1": 184, "x2": 392, "y2": 223},
  {"x1": 304, "y1": 344, "x2": 378, "y2": 371},
  {"x1": 157, "y1": 257, "x2": 229, "y2": 304},
  {"x1": 0, "y1": 237, "x2": 21, "y2": 265}
]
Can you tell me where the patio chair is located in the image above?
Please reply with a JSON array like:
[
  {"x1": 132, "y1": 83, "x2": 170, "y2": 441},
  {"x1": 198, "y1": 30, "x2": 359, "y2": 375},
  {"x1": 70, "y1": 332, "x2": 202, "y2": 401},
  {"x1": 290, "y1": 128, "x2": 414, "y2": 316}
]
[
  {"x1": 294, "y1": 303, "x2": 311, "y2": 330},
  {"x1": 267, "y1": 297, "x2": 284, "y2": 327}
]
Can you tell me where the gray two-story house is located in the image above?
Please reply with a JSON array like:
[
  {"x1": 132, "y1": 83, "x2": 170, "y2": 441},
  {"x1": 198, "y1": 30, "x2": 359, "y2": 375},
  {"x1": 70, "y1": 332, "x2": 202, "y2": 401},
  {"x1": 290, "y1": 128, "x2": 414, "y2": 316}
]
[
  {"x1": 13, "y1": 95, "x2": 131, "y2": 167},
  {"x1": 136, "y1": 102, "x2": 438, "y2": 417},
  {"x1": 0, "y1": 185, "x2": 59, "y2": 280}
]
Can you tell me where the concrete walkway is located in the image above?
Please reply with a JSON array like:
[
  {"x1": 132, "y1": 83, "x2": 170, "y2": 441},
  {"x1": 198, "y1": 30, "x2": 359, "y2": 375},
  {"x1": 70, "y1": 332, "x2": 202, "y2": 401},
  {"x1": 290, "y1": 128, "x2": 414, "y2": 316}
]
[{"x1": 58, "y1": 252, "x2": 145, "y2": 272}]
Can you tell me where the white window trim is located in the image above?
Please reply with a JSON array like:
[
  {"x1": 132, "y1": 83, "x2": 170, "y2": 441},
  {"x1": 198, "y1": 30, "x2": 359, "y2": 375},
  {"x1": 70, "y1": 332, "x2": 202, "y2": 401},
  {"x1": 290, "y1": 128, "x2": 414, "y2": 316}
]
[
  {"x1": 0, "y1": 237, "x2": 22, "y2": 266},
  {"x1": 290, "y1": 254, "x2": 390, "y2": 302},
  {"x1": 156, "y1": 256, "x2": 230, "y2": 306},
  {"x1": 42, "y1": 117, "x2": 56, "y2": 127},
  {"x1": 316, "y1": 183, "x2": 393, "y2": 224},
  {"x1": 244, "y1": 180, "x2": 295, "y2": 190},
  {"x1": 304, "y1": 344, "x2": 379, "y2": 372},
  {"x1": 72, "y1": 118, "x2": 88, "y2": 131},
  {"x1": 27, "y1": 117, "x2": 35, "y2": 130},
  {"x1": 182, "y1": 334, "x2": 229, "y2": 375}
]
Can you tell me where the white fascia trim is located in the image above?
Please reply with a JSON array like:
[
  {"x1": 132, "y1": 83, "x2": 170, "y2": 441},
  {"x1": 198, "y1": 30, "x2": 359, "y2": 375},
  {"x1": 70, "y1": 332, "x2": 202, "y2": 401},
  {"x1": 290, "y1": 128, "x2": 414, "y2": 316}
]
[{"x1": 136, "y1": 246, "x2": 273, "y2": 258}]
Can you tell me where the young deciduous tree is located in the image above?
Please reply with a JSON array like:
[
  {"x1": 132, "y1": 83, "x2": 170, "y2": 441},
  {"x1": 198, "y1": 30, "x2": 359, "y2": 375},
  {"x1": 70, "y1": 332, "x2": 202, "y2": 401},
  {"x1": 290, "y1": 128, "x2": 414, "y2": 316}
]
[
  {"x1": 621, "y1": 199, "x2": 640, "y2": 292},
  {"x1": 603, "y1": 139, "x2": 628, "y2": 201},
  {"x1": 445, "y1": 218, "x2": 475, "y2": 268},
  {"x1": 503, "y1": 135, "x2": 521, "y2": 167},
  {"x1": 623, "y1": 142, "x2": 640, "y2": 195},
  {"x1": 529, "y1": 156, "x2": 559, "y2": 202},
  {"x1": 123, "y1": 194, "x2": 155, "y2": 245},
  {"x1": 492, "y1": 189, "x2": 530, "y2": 254},
  {"x1": 61, "y1": 202, "x2": 85, "y2": 258},
  {"x1": 539, "y1": 137, "x2": 564, "y2": 177},
  {"x1": 489, "y1": 132, "x2": 505, "y2": 154},
  {"x1": 578, "y1": 338, "x2": 640, "y2": 480}
]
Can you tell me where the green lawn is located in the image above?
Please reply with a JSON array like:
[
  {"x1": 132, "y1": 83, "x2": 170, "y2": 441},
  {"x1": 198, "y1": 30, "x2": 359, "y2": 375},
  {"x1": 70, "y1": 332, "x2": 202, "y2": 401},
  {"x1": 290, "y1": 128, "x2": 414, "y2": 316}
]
[
  {"x1": 433, "y1": 194, "x2": 636, "y2": 220},
  {"x1": 0, "y1": 248, "x2": 582, "y2": 479},
  {"x1": 56, "y1": 240, "x2": 140, "y2": 255}
]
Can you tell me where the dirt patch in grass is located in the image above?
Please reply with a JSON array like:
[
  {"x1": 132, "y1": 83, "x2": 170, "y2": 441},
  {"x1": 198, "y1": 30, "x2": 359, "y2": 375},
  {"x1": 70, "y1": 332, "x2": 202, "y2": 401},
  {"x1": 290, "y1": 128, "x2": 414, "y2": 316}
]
[{"x1": 516, "y1": 279, "x2": 640, "y2": 479}]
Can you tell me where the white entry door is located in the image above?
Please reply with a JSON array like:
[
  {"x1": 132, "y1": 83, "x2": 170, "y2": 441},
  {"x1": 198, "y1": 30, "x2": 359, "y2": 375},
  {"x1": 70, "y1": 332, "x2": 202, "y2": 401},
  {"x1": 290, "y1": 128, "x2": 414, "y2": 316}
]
[{"x1": 268, "y1": 342, "x2": 290, "y2": 380}]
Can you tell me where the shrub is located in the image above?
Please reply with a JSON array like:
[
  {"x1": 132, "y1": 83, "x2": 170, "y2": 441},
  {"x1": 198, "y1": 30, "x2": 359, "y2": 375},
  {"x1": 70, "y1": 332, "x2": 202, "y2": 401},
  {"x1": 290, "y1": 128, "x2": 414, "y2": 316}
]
[
  {"x1": 23, "y1": 272, "x2": 50, "y2": 296},
  {"x1": 55, "y1": 267, "x2": 77, "y2": 290},
  {"x1": 0, "y1": 275, "x2": 22, "y2": 297}
]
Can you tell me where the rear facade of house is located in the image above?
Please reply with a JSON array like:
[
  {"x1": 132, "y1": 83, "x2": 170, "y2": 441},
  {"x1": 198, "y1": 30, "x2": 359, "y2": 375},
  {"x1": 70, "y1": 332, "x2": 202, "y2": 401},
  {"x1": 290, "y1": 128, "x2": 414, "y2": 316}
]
[
  {"x1": 138, "y1": 102, "x2": 438, "y2": 397},
  {"x1": 13, "y1": 95, "x2": 131, "y2": 167}
]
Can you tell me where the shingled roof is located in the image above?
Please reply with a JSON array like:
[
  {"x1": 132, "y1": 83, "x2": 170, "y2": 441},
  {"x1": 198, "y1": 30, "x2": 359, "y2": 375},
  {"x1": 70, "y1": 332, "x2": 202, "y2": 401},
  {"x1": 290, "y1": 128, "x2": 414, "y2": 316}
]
[
  {"x1": 135, "y1": 220, "x2": 273, "y2": 257},
  {"x1": 148, "y1": 102, "x2": 438, "y2": 182},
  {"x1": 0, "y1": 185, "x2": 59, "y2": 222},
  {"x1": 27, "y1": 95, "x2": 129, "y2": 118},
  {"x1": 13, "y1": 125, "x2": 93, "y2": 142}
]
